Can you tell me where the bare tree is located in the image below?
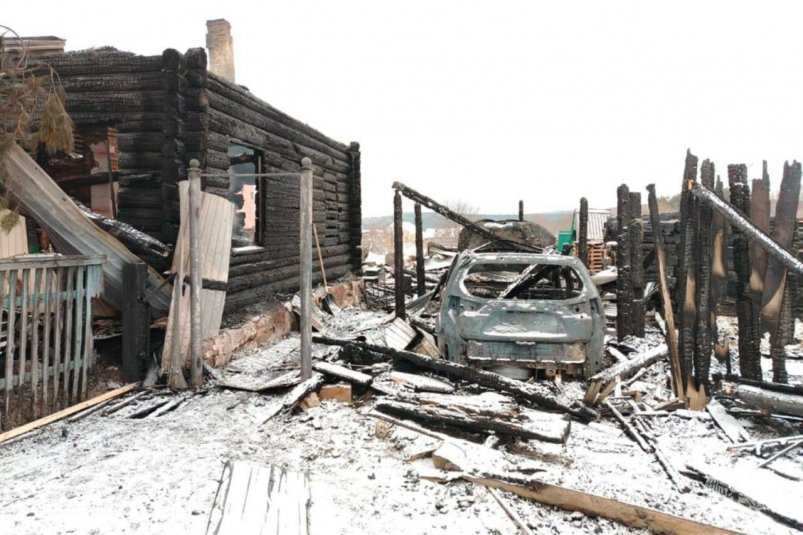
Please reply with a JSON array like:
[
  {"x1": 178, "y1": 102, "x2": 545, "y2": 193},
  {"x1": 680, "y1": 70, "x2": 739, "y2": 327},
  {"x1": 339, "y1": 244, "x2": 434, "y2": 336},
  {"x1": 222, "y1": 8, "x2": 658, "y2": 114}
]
[
  {"x1": 435, "y1": 199, "x2": 479, "y2": 229},
  {"x1": 0, "y1": 25, "x2": 74, "y2": 230}
]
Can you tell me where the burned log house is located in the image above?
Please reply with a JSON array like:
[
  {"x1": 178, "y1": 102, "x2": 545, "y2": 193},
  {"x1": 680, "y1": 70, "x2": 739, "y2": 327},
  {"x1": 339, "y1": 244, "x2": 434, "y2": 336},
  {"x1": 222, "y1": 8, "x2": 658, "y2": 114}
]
[{"x1": 33, "y1": 46, "x2": 362, "y2": 312}]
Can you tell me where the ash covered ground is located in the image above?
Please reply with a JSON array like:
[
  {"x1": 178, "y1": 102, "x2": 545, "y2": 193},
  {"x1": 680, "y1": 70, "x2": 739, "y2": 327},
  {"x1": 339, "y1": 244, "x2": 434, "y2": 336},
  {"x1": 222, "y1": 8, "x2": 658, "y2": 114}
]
[{"x1": 0, "y1": 309, "x2": 800, "y2": 535}]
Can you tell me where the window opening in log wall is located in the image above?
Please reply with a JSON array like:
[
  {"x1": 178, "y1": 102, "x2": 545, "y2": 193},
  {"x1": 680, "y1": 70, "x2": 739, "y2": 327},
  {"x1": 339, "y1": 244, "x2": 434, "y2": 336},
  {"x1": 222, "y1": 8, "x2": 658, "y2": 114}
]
[{"x1": 228, "y1": 143, "x2": 263, "y2": 246}]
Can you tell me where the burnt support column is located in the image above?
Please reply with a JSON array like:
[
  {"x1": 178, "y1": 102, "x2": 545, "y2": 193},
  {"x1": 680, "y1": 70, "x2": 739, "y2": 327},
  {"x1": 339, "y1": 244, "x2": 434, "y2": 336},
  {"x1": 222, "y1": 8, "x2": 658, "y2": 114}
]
[
  {"x1": 578, "y1": 197, "x2": 589, "y2": 268},
  {"x1": 728, "y1": 163, "x2": 757, "y2": 379},
  {"x1": 122, "y1": 262, "x2": 149, "y2": 381},
  {"x1": 394, "y1": 190, "x2": 405, "y2": 319},
  {"x1": 629, "y1": 192, "x2": 644, "y2": 337},
  {"x1": 616, "y1": 185, "x2": 631, "y2": 340},
  {"x1": 414, "y1": 203, "x2": 426, "y2": 296},
  {"x1": 764, "y1": 161, "x2": 802, "y2": 383},
  {"x1": 677, "y1": 150, "x2": 699, "y2": 386},
  {"x1": 347, "y1": 142, "x2": 363, "y2": 275},
  {"x1": 710, "y1": 177, "x2": 731, "y2": 374},
  {"x1": 749, "y1": 177, "x2": 770, "y2": 377},
  {"x1": 693, "y1": 160, "x2": 715, "y2": 390}
]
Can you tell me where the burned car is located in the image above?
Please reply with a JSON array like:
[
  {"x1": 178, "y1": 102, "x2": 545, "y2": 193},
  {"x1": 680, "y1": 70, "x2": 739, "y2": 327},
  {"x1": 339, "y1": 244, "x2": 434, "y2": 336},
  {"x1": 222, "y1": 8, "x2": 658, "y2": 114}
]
[{"x1": 435, "y1": 251, "x2": 604, "y2": 379}]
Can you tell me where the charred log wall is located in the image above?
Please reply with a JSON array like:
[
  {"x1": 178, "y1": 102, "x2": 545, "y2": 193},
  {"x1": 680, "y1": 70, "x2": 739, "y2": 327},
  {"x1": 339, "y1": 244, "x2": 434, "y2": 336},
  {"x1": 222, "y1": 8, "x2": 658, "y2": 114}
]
[
  {"x1": 202, "y1": 72, "x2": 360, "y2": 311},
  {"x1": 37, "y1": 48, "x2": 362, "y2": 310},
  {"x1": 35, "y1": 49, "x2": 167, "y2": 239}
]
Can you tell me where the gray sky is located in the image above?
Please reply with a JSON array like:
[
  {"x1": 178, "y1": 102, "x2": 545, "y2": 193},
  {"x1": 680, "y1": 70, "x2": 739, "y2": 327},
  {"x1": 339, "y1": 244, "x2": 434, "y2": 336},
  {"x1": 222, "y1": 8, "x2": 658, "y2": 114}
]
[{"x1": 6, "y1": 1, "x2": 803, "y2": 216}]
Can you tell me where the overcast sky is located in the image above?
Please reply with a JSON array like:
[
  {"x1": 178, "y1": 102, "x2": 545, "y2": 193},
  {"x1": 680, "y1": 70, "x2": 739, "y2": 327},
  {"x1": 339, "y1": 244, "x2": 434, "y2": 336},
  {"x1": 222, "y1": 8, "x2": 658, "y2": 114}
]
[{"x1": 6, "y1": 1, "x2": 803, "y2": 216}]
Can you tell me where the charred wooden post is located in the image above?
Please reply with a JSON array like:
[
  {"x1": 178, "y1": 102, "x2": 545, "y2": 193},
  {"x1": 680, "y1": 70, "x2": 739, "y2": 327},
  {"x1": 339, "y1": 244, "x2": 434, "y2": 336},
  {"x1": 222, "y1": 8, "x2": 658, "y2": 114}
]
[
  {"x1": 348, "y1": 142, "x2": 363, "y2": 275},
  {"x1": 677, "y1": 150, "x2": 699, "y2": 388},
  {"x1": 122, "y1": 262, "x2": 149, "y2": 381},
  {"x1": 647, "y1": 184, "x2": 685, "y2": 400},
  {"x1": 785, "y1": 222, "x2": 798, "y2": 347},
  {"x1": 518, "y1": 200, "x2": 524, "y2": 222},
  {"x1": 727, "y1": 164, "x2": 758, "y2": 379},
  {"x1": 629, "y1": 192, "x2": 644, "y2": 337},
  {"x1": 188, "y1": 159, "x2": 203, "y2": 388},
  {"x1": 299, "y1": 158, "x2": 314, "y2": 380},
  {"x1": 616, "y1": 185, "x2": 632, "y2": 340},
  {"x1": 711, "y1": 177, "x2": 730, "y2": 374},
  {"x1": 578, "y1": 197, "x2": 589, "y2": 268},
  {"x1": 763, "y1": 161, "x2": 802, "y2": 383},
  {"x1": 748, "y1": 177, "x2": 770, "y2": 374},
  {"x1": 394, "y1": 189, "x2": 406, "y2": 319},
  {"x1": 392, "y1": 181, "x2": 539, "y2": 252},
  {"x1": 414, "y1": 203, "x2": 426, "y2": 296},
  {"x1": 693, "y1": 161, "x2": 715, "y2": 390}
]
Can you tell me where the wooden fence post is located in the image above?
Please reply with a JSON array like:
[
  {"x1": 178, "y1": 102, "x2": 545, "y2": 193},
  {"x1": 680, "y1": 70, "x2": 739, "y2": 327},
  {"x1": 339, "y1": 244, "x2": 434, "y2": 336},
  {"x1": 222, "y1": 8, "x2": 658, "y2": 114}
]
[
  {"x1": 578, "y1": 197, "x2": 588, "y2": 268},
  {"x1": 394, "y1": 190, "x2": 406, "y2": 319},
  {"x1": 188, "y1": 159, "x2": 203, "y2": 388},
  {"x1": 299, "y1": 158, "x2": 314, "y2": 380},
  {"x1": 629, "y1": 192, "x2": 644, "y2": 337},
  {"x1": 616, "y1": 185, "x2": 631, "y2": 340},
  {"x1": 122, "y1": 262, "x2": 150, "y2": 382},
  {"x1": 414, "y1": 203, "x2": 426, "y2": 297}
]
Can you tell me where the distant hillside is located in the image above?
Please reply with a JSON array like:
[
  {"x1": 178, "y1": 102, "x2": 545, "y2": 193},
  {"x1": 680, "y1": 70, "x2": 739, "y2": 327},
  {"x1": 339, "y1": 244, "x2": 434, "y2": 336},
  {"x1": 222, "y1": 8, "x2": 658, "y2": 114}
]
[{"x1": 362, "y1": 211, "x2": 579, "y2": 237}]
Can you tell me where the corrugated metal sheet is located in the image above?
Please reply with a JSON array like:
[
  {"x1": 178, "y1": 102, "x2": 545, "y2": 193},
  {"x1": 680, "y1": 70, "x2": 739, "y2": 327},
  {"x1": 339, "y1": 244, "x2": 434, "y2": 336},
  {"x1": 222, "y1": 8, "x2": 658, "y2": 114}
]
[{"x1": 575, "y1": 209, "x2": 611, "y2": 242}]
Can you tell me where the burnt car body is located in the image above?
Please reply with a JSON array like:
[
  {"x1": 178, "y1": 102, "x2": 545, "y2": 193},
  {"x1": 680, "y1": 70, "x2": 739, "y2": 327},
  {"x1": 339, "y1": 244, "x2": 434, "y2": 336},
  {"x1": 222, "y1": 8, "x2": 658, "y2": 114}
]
[{"x1": 435, "y1": 251, "x2": 604, "y2": 378}]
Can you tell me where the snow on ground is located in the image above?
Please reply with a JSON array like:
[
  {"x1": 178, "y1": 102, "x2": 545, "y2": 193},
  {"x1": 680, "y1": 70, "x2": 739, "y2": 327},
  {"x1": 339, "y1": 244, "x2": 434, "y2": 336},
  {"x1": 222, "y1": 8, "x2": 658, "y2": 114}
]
[{"x1": 0, "y1": 311, "x2": 800, "y2": 534}]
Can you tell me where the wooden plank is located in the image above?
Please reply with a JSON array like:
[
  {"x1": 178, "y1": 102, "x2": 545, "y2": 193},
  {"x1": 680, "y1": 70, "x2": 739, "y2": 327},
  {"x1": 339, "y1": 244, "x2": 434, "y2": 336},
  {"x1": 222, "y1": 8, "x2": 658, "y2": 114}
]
[
  {"x1": 0, "y1": 383, "x2": 139, "y2": 444},
  {"x1": 706, "y1": 398, "x2": 750, "y2": 443},
  {"x1": 72, "y1": 266, "x2": 85, "y2": 401},
  {"x1": 388, "y1": 371, "x2": 455, "y2": 394},
  {"x1": 584, "y1": 344, "x2": 668, "y2": 405},
  {"x1": 41, "y1": 268, "x2": 52, "y2": 413},
  {"x1": 461, "y1": 474, "x2": 743, "y2": 535},
  {"x1": 17, "y1": 269, "x2": 29, "y2": 419},
  {"x1": 647, "y1": 184, "x2": 685, "y2": 400},
  {"x1": 2, "y1": 144, "x2": 171, "y2": 315},
  {"x1": 30, "y1": 268, "x2": 42, "y2": 419},
  {"x1": 63, "y1": 267, "x2": 74, "y2": 406},
  {"x1": 319, "y1": 383, "x2": 352, "y2": 403},
  {"x1": 52, "y1": 268, "x2": 63, "y2": 410},
  {"x1": 206, "y1": 461, "x2": 310, "y2": 535},
  {"x1": 0, "y1": 209, "x2": 28, "y2": 258},
  {"x1": 1, "y1": 270, "x2": 13, "y2": 426},
  {"x1": 385, "y1": 317, "x2": 417, "y2": 350},
  {"x1": 687, "y1": 461, "x2": 803, "y2": 531},
  {"x1": 311, "y1": 361, "x2": 372, "y2": 386},
  {"x1": 161, "y1": 181, "x2": 235, "y2": 378},
  {"x1": 217, "y1": 370, "x2": 301, "y2": 392},
  {"x1": 82, "y1": 266, "x2": 96, "y2": 399}
]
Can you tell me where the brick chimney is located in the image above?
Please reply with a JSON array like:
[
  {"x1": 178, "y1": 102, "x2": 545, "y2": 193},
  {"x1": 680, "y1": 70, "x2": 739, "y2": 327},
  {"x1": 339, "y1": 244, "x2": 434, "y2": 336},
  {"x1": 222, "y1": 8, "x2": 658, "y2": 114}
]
[{"x1": 206, "y1": 19, "x2": 235, "y2": 83}]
